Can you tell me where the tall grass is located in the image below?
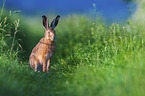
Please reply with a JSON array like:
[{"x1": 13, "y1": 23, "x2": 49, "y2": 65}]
[
  {"x1": 0, "y1": 2, "x2": 145, "y2": 96},
  {"x1": 0, "y1": 2, "x2": 21, "y2": 55}
]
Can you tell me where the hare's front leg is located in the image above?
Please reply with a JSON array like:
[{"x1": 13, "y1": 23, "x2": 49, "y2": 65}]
[
  {"x1": 47, "y1": 59, "x2": 50, "y2": 72},
  {"x1": 43, "y1": 60, "x2": 46, "y2": 72}
]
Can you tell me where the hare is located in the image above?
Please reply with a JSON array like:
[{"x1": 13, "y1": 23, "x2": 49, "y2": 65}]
[{"x1": 29, "y1": 15, "x2": 60, "y2": 72}]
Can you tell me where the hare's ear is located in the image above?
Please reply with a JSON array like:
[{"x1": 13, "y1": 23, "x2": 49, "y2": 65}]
[
  {"x1": 50, "y1": 15, "x2": 60, "y2": 29},
  {"x1": 42, "y1": 15, "x2": 49, "y2": 29}
]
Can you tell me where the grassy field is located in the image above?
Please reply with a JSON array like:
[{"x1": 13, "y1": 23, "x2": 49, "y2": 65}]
[{"x1": 1, "y1": 7, "x2": 145, "y2": 96}]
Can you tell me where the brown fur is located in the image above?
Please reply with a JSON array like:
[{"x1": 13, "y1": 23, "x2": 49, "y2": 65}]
[
  {"x1": 29, "y1": 28, "x2": 55, "y2": 72},
  {"x1": 29, "y1": 15, "x2": 60, "y2": 72}
]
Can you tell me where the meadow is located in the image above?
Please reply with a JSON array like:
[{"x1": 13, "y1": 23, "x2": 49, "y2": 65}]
[{"x1": 0, "y1": 6, "x2": 145, "y2": 96}]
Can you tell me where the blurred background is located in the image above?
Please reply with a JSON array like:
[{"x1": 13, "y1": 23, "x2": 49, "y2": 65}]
[
  {"x1": 0, "y1": 0, "x2": 142, "y2": 60},
  {"x1": 0, "y1": 0, "x2": 136, "y2": 23},
  {"x1": 1, "y1": 0, "x2": 145, "y2": 95}
]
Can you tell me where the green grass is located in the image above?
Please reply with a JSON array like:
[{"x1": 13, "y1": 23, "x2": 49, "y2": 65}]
[{"x1": 1, "y1": 7, "x2": 145, "y2": 96}]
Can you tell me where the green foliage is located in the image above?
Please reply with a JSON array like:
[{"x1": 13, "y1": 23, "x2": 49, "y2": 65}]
[
  {"x1": 0, "y1": 9, "x2": 21, "y2": 55},
  {"x1": 1, "y1": 5, "x2": 145, "y2": 96},
  {"x1": 132, "y1": 0, "x2": 145, "y2": 30}
]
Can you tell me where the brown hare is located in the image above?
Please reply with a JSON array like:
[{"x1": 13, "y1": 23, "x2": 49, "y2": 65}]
[{"x1": 29, "y1": 15, "x2": 60, "y2": 72}]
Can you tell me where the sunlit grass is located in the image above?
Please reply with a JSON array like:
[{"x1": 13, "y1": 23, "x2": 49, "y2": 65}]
[{"x1": 1, "y1": 3, "x2": 145, "y2": 96}]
